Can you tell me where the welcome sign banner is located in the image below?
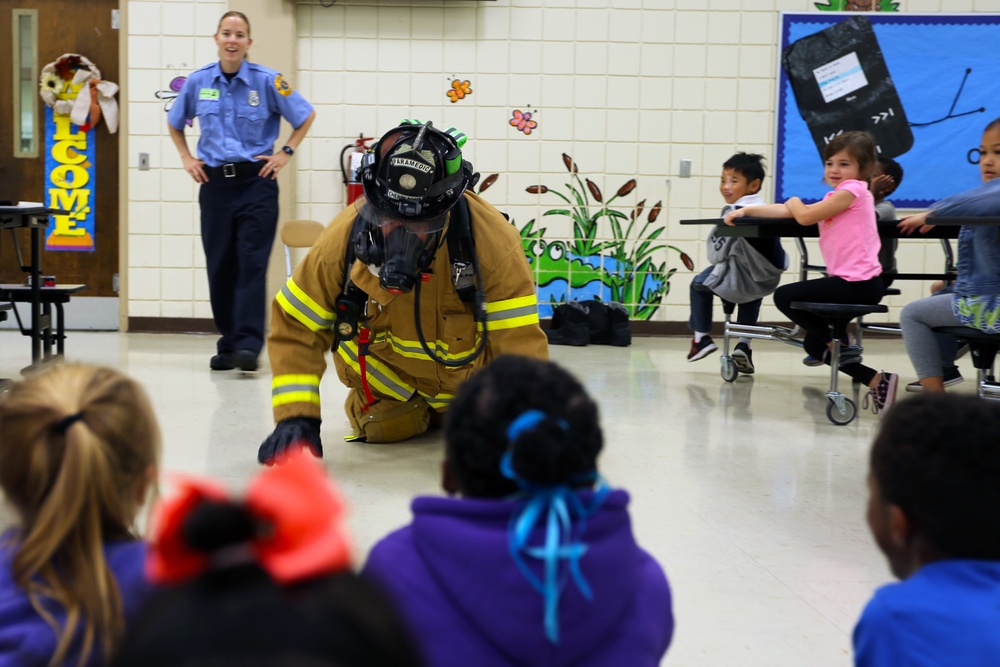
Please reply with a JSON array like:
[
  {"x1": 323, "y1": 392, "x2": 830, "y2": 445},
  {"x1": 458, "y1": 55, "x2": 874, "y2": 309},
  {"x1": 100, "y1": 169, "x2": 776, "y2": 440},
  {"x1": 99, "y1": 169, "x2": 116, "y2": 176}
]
[{"x1": 44, "y1": 105, "x2": 96, "y2": 251}]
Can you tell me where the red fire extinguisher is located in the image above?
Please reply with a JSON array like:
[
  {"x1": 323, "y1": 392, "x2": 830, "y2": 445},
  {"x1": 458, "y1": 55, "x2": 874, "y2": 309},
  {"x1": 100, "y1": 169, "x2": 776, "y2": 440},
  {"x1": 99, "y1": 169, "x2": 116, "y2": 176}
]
[{"x1": 340, "y1": 133, "x2": 373, "y2": 205}]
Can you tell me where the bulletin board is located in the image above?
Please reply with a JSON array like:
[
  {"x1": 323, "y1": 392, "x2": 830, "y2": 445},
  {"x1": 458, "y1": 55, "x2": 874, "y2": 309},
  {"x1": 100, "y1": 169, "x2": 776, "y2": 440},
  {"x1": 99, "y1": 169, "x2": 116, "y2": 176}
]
[{"x1": 776, "y1": 12, "x2": 1000, "y2": 208}]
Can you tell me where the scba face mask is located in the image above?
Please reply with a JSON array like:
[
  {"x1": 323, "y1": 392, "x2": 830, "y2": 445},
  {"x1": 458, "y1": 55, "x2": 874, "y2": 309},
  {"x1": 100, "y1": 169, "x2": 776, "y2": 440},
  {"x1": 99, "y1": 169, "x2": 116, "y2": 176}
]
[
  {"x1": 353, "y1": 121, "x2": 476, "y2": 293},
  {"x1": 351, "y1": 202, "x2": 446, "y2": 294}
]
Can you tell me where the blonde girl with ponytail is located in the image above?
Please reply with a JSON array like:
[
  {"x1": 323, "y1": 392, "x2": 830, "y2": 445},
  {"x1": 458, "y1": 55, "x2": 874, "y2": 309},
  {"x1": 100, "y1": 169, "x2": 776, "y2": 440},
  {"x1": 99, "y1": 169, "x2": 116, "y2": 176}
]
[{"x1": 0, "y1": 365, "x2": 160, "y2": 667}]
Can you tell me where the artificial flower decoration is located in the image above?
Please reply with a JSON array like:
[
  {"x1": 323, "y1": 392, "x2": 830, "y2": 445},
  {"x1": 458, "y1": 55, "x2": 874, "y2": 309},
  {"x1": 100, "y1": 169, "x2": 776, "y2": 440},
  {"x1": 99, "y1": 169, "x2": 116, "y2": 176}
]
[{"x1": 38, "y1": 53, "x2": 119, "y2": 133}]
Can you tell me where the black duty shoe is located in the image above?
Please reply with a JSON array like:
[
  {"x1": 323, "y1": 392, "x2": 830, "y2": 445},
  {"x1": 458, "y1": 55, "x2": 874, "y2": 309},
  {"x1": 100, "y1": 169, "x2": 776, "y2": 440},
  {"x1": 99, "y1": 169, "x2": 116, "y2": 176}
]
[
  {"x1": 210, "y1": 353, "x2": 235, "y2": 371},
  {"x1": 732, "y1": 342, "x2": 755, "y2": 374},
  {"x1": 687, "y1": 336, "x2": 718, "y2": 362},
  {"x1": 234, "y1": 349, "x2": 259, "y2": 372}
]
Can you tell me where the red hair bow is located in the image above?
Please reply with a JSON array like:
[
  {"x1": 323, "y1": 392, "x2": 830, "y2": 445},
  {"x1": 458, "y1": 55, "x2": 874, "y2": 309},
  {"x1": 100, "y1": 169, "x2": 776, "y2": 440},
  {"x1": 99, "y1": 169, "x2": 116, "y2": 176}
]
[{"x1": 146, "y1": 449, "x2": 352, "y2": 585}]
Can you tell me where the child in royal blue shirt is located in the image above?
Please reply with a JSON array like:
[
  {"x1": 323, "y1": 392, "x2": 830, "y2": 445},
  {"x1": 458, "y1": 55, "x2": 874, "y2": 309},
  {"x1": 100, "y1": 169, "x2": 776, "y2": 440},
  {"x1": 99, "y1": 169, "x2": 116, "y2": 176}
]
[{"x1": 855, "y1": 393, "x2": 1000, "y2": 666}]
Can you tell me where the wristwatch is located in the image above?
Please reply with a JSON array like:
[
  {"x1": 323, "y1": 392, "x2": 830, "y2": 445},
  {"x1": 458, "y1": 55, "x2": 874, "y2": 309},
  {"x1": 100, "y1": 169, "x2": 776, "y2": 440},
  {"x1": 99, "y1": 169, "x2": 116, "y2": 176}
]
[{"x1": 281, "y1": 145, "x2": 295, "y2": 156}]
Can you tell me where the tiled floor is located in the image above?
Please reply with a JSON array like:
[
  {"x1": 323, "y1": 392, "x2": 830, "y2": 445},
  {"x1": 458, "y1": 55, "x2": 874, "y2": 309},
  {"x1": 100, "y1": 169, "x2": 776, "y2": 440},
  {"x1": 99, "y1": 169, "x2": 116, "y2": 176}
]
[{"x1": 1, "y1": 331, "x2": 970, "y2": 666}]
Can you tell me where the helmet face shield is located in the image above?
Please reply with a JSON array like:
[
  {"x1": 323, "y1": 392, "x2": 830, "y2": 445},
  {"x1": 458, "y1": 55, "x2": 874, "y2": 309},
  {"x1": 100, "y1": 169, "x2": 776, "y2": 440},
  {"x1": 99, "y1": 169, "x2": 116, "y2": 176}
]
[{"x1": 355, "y1": 197, "x2": 448, "y2": 235}]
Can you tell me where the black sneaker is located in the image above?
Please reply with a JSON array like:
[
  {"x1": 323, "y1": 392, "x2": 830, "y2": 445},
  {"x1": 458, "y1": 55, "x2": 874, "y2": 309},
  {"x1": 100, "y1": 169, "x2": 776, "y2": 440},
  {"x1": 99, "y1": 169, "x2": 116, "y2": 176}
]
[
  {"x1": 863, "y1": 371, "x2": 898, "y2": 416},
  {"x1": 904, "y1": 367, "x2": 964, "y2": 393},
  {"x1": 732, "y1": 342, "x2": 755, "y2": 374},
  {"x1": 233, "y1": 349, "x2": 259, "y2": 372},
  {"x1": 687, "y1": 336, "x2": 718, "y2": 362},
  {"x1": 210, "y1": 353, "x2": 235, "y2": 371}
]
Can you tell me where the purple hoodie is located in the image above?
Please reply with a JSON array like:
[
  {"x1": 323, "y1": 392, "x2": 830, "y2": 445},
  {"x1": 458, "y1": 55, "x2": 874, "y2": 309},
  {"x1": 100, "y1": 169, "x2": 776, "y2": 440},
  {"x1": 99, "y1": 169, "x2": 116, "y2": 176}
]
[
  {"x1": 363, "y1": 489, "x2": 673, "y2": 667},
  {"x1": 0, "y1": 535, "x2": 152, "y2": 667}
]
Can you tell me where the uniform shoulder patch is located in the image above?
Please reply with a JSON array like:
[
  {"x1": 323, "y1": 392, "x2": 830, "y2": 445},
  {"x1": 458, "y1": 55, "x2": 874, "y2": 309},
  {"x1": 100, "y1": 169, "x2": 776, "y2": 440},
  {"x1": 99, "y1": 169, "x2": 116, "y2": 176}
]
[{"x1": 274, "y1": 74, "x2": 293, "y2": 97}]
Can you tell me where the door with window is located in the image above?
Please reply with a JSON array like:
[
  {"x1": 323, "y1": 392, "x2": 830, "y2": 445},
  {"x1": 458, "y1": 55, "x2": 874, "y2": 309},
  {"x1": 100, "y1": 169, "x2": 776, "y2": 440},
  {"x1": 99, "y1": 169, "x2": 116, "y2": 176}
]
[{"x1": 0, "y1": 0, "x2": 120, "y2": 327}]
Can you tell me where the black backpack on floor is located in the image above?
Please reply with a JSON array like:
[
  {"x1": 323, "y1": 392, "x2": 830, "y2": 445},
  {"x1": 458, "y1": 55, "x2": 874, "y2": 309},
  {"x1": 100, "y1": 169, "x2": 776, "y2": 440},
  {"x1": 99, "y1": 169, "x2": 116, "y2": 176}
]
[{"x1": 546, "y1": 300, "x2": 631, "y2": 347}]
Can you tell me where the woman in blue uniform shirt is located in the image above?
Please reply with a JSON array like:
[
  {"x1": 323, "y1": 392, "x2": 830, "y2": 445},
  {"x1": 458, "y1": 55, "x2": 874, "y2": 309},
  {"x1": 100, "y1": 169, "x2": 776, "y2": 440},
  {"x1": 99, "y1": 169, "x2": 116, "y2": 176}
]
[{"x1": 168, "y1": 11, "x2": 316, "y2": 372}]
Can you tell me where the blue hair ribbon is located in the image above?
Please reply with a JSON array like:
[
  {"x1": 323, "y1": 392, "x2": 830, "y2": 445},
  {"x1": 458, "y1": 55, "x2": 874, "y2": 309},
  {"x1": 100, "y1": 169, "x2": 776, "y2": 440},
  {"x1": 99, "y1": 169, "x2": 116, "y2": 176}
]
[{"x1": 501, "y1": 409, "x2": 609, "y2": 644}]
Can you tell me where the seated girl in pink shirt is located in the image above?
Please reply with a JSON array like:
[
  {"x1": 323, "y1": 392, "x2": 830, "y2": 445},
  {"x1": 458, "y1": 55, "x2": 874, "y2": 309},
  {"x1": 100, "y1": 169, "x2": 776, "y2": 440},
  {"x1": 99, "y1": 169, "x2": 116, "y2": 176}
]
[{"x1": 725, "y1": 131, "x2": 897, "y2": 415}]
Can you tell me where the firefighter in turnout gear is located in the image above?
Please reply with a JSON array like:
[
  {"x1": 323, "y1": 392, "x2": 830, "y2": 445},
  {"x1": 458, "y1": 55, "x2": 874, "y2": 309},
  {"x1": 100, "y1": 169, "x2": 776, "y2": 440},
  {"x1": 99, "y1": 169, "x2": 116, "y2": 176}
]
[{"x1": 258, "y1": 121, "x2": 548, "y2": 464}]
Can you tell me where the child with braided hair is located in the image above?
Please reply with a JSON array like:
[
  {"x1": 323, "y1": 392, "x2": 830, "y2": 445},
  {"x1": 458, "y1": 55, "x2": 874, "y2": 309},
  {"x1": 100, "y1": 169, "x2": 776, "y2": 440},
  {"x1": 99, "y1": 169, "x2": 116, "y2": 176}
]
[{"x1": 363, "y1": 355, "x2": 674, "y2": 667}]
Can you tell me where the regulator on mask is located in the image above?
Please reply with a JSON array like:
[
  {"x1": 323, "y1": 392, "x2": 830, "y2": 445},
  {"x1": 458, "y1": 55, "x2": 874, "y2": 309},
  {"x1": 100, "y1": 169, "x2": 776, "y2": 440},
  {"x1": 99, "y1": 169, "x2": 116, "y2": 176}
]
[{"x1": 353, "y1": 121, "x2": 475, "y2": 294}]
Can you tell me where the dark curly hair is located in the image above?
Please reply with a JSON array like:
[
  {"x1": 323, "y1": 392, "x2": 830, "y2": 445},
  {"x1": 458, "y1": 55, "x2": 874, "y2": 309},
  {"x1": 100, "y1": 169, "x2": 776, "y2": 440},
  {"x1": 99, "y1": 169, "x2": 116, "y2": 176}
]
[
  {"x1": 871, "y1": 393, "x2": 1000, "y2": 560},
  {"x1": 444, "y1": 356, "x2": 603, "y2": 498}
]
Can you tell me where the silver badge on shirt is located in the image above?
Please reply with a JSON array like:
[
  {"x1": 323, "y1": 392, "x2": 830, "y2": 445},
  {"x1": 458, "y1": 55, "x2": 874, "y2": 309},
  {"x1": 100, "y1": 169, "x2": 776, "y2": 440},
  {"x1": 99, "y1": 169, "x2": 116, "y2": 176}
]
[{"x1": 248, "y1": 90, "x2": 260, "y2": 107}]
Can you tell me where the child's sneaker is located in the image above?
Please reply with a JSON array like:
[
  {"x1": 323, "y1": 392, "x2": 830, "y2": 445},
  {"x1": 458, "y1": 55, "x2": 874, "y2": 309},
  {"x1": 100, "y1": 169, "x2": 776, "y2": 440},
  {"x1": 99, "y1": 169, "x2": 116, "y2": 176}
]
[
  {"x1": 864, "y1": 371, "x2": 899, "y2": 416},
  {"x1": 732, "y1": 342, "x2": 755, "y2": 374},
  {"x1": 802, "y1": 348, "x2": 829, "y2": 367},
  {"x1": 904, "y1": 367, "x2": 964, "y2": 393},
  {"x1": 687, "y1": 336, "x2": 718, "y2": 362}
]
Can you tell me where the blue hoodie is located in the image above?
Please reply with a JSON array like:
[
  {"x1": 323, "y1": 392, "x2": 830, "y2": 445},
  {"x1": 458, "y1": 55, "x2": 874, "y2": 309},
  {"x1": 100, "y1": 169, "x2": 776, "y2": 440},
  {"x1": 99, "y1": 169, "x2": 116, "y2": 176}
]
[
  {"x1": 0, "y1": 534, "x2": 151, "y2": 667},
  {"x1": 363, "y1": 489, "x2": 673, "y2": 667}
]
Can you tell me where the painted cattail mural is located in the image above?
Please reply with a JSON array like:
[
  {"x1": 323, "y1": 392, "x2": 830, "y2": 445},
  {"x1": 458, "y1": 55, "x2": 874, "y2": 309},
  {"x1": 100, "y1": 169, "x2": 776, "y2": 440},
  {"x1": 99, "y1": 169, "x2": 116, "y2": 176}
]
[
  {"x1": 478, "y1": 173, "x2": 498, "y2": 194},
  {"x1": 516, "y1": 158, "x2": 693, "y2": 320}
]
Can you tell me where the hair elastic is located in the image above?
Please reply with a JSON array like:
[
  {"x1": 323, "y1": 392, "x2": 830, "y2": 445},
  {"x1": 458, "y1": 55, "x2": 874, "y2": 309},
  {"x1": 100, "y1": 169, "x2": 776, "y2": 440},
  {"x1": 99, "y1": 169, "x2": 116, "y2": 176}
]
[
  {"x1": 506, "y1": 409, "x2": 568, "y2": 444},
  {"x1": 500, "y1": 408, "x2": 607, "y2": 645},
  {"x1": 55, "y1": 412, "x2": 85, "y2": 433}
]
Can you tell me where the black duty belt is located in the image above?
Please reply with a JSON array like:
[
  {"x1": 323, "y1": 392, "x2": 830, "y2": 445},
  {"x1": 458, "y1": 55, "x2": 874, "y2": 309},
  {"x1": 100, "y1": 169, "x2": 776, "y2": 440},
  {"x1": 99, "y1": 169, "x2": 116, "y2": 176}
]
[{"x1": 204, "y1": 161, "x2": 265, "y2": 178}]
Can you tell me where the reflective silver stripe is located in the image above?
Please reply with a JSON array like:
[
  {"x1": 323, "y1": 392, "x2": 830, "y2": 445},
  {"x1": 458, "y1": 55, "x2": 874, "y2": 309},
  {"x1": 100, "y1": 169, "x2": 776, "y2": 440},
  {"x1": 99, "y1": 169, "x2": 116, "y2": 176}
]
[
  {"x1": 486, "y1": 303, "x2": 537, "y2": 322},
  {"x1": 279, "y1": 284, "x2": 336, "y2": 329},
  {"x1": 272, "y1": 382, "x2": 318, "y2": 396},
  {"x1": 337, "y1": 342, "x2": 415, "y2": 401}
]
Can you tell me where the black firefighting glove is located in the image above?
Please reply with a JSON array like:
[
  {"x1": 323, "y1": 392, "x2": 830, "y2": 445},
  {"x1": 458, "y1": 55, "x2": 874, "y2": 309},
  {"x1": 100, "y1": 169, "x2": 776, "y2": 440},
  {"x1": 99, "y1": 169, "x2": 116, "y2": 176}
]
[{"x1": 257, "y1": 417, "x2": 323, "y2": 465}]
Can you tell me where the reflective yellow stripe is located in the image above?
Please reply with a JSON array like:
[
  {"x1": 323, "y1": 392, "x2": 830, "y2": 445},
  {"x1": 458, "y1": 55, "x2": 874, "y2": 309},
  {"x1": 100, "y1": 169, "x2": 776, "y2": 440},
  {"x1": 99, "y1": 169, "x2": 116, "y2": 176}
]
[
  {"x1": 273, "y1": 391, "x2": 322, "y2": 407},
  {"x1": 276, "y1": 279, "x2": 336, "y2": 332},
  {"x1": 336, "y1": 341, "x2": 415, "y2": 401},
  {"x1": 271, "y1": 374, "x2": 321, "y2": 407},
  {"x1": 423, "y1": 392, "x2": 453, "y2": 410},
  {"x1": 372, "y1": 328, "x2": 483, "y2": 363},
  {"x1": 486, "y1": 294, "x2": 540, "y2": 331}
]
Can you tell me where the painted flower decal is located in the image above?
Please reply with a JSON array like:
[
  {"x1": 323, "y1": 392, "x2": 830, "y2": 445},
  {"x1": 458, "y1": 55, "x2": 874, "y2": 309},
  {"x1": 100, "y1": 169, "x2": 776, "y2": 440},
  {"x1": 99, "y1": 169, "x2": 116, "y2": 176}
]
[
  {"x1": 447, "y1": 79, "x2": 472, "y2": 103},
  {"x1": 510, "y1": 110, "x2": 538, "y2": 135}
]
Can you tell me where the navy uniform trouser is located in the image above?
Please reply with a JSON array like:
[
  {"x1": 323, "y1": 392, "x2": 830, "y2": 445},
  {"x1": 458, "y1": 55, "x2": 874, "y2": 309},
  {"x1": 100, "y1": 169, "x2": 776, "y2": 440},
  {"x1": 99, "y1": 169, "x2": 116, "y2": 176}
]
[{"x1": 199, "y1": 172, "x2": 279, "y2": 355}]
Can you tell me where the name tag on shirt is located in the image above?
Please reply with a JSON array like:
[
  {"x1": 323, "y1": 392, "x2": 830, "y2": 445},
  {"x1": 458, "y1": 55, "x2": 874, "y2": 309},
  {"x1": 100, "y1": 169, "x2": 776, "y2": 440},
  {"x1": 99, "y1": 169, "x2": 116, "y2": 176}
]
[{"x1": 199, "y1": 88, "x2": 220, "y2": 100}]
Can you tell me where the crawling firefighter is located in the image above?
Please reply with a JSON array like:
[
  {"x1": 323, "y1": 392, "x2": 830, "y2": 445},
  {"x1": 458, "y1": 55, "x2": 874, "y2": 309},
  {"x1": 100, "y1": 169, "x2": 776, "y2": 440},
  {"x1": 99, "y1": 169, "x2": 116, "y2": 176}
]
[{"x1": 257, "y1": 121, "x2": 548, "y2": 464}]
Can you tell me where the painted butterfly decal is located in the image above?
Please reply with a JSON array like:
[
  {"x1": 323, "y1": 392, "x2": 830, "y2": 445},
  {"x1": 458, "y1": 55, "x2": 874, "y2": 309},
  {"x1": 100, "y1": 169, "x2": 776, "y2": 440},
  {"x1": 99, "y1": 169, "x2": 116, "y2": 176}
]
[
  {"x1": 155, "y1": 76, "x2": 192, "y2": 125},
  {"x1": 447, "y1": 79, "x2": 472, "y2": 103},
  {"x1": 510, "y1": 110, "x2": 538, "y2": 135}
]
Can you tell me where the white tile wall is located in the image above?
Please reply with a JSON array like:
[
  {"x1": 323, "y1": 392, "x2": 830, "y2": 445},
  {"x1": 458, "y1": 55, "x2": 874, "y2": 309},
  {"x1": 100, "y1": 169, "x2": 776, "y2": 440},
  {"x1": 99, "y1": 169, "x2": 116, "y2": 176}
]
[{"x1": 126, "y1": 0, "x2": 1000, "y2": 326}]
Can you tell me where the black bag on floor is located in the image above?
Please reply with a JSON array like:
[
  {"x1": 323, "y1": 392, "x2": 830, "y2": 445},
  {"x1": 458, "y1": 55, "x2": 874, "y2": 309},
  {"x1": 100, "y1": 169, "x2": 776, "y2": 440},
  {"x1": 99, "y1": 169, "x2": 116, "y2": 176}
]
[{"x1": 547, "y1": 300, "x2": 631, "y2": 347}]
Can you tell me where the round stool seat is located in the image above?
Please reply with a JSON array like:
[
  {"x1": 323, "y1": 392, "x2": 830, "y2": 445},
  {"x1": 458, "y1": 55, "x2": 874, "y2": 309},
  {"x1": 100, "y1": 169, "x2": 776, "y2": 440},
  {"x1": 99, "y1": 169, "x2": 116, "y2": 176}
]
[
  {"x1": 789, "y1": 302, "x2": 888, "y2": 317},
  {"x1": 932, "y1": 326, "x2": 1000, "y2": 342}
]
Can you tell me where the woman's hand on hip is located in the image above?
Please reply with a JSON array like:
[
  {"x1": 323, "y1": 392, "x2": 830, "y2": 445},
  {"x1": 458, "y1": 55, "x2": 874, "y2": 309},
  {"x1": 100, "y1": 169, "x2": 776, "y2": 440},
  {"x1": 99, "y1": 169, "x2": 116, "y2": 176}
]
[
  {"x1": 182, "y1": 155, "x2": 208, "y2": 184},
  {"x1": 255, "y1": 153, "x2": 291, "y2": 180}
]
